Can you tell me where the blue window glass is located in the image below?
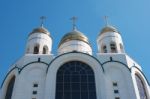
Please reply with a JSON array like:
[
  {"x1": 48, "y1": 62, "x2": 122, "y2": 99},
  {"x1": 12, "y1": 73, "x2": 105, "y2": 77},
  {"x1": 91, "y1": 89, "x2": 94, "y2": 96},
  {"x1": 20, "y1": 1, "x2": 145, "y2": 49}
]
[{"x1": 56, "y1": 61, "x2": 97, "y2": 99}]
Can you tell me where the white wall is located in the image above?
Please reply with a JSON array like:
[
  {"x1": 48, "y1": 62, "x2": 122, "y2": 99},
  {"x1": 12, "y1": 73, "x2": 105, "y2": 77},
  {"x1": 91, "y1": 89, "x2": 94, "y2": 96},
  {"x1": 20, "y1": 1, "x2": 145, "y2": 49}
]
[
  {"x1": 103, "y1": 62, "x2": 137, "y2": 99},
  {"x1": 1, "y1": 52, "x2": 149, "y2": 99},
  {"x1": 13, "y1": 63, "x2": 47, "y2": 99}
]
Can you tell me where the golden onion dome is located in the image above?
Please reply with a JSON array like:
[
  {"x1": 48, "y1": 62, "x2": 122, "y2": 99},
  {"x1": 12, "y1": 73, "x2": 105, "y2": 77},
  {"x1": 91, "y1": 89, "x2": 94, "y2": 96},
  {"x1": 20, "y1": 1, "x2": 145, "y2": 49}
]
[
  {"x1": 59, "y1": 30, "x2": 90, "y2": 47},
  {"x1": 29, "y1": 27, "x2": 50, "y2": 36},
  {"x1": 100, "y1": 25, "x2": 119, "y2": 35}
]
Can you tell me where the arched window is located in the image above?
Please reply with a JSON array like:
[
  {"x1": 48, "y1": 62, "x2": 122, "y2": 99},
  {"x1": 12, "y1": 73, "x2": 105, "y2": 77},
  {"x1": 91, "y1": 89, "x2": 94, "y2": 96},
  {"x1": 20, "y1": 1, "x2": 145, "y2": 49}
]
[
  {"x1": 26, "y1": 47, "x2": 30, "y2": 54},
  {"x1": 135, "y1": 74, "x2": 147, "y2": 99},
  {"x1": 34, "y1": 45, "x2": 39, "y2": 54},
  {"x1": 110, "y1": 43, "x2": 117, "y2": 53},
  {"x1": 102, "y1": 45, "x2": 107, "y2": 53},
  {"x1": 120, "y1": 43, "x2": 124, "y2": 52},
  {"x1": 43, "y1": 46, "x2": 48, "y2": 54},
  {"x1": 5, "y1": 76, "x2": 16, "y2": 99},
  {"x1": 56, "y1": 61, "x2": 97, "y2": 99}
]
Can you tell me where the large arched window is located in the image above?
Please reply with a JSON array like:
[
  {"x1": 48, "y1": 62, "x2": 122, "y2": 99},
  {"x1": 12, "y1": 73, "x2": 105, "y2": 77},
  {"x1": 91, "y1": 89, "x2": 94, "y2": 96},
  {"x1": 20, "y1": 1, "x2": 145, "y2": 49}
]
[
  {"x1": 135, "y1": 74, "x2": 147, "y2": 99},
  {"x1": 56, "y1": 61, "x2": 97, "y2": 99},
  {"x1": 5, "y1": 76, "x2": 16, "y2": 99}
]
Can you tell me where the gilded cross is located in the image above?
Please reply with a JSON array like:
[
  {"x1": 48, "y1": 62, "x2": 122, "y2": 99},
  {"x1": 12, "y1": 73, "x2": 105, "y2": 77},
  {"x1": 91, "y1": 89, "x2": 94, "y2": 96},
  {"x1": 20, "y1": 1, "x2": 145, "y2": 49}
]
[
  {"x1": 40, "y1": 16, "x2": 46, "y2": 27},
  {"x1": 70, "y1": 16, "x2": 78, "y2": 30},
  {"x1": 104, "y1": 16, "x2": 109, "y2": 26}
]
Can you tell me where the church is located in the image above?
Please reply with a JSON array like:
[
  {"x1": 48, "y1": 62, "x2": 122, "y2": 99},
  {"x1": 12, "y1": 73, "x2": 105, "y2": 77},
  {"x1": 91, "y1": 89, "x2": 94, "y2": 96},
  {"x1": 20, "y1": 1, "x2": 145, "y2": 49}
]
[{"x1": 0, "y1": 17, "x2": 150, "y2": 99}]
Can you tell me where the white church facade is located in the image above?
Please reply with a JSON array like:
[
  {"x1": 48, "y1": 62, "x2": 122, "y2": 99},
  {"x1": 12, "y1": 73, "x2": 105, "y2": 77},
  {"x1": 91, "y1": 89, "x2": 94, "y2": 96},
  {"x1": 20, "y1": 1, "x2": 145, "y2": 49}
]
[{"x1": 0, "y1": 19, "x2": 150, "y2": 99}]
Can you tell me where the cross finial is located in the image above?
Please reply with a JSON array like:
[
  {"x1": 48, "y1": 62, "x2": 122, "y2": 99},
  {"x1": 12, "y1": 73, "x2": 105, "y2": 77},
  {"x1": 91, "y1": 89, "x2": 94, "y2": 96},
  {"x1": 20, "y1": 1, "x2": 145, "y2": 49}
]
[
  {"x1": 70, "y1": 16, "x2": 78, "y2": 30},
  {"x1": 104, "y1": 16, "x2": 109, "y2": 26},
  {"x1": 40, "y1": 16, "x2": 46, "y2": 27}
]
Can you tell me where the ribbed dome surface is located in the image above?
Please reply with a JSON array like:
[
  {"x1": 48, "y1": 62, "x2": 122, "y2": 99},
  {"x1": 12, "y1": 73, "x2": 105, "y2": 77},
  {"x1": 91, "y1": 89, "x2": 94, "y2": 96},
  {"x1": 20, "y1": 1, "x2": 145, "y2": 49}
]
[
  {"x1": 29, "y1": 27, "x2": 50, "y2": 36},
  {"x1": 59, "y1": 30, "x2": 89, "y2": 47},
  {"x1": 100, "y1": 26, "x2": 119, "y2": 35}
]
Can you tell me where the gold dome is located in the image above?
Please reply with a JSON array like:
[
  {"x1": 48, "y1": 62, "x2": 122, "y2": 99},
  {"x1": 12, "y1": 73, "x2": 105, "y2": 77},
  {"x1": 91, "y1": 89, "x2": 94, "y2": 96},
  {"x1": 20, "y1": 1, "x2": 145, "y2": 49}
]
[
  {"x1": 100, "y1": 26, "x2": 119, "y2": 35},
  {"x1": 59, "y1": 30, "x2": 89, "y2": 47},
  {"x1": 29, "y1": 27, "x2": 50, "y2": 36}
]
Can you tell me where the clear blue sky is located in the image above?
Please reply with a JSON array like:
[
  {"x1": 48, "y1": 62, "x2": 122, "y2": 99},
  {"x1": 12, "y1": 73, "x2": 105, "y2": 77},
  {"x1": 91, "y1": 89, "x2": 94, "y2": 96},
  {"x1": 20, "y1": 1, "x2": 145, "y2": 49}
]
[{"x1": 0, "y1": 0, "x2": 150, "y2": 85}]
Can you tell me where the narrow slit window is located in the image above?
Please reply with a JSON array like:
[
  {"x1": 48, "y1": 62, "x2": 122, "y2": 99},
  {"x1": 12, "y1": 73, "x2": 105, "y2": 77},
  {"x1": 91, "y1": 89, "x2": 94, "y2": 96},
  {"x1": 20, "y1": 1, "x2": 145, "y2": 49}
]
[
  {"x1": 120, "y1": 43, "x2": 124, "y2": 52},
  {"x1": 43, "y1": 47, "x2": 46, "y2": 54},
  {"x1": 115, "y1": 97, "x2": 120, "y2": 99},
  {"x1": 32, "y1": 91, "x2": 37, "y2": 95},
  {"x1": 110, "y1": 43, "x2": 117, "y2": 53},
  {"x1": 33, "y1": 84, "x2": 38, "y2": 87},
  {"x1": 43, "y1": 46, "x2": 48, "y2": 54},
  {"x1": 114, "y1": 90, "x2": 119, "y2": 94},
  {"x1": 34, "y1": 46, "x2": 39, "y2": 54},
  {"x1": 113, "y1": 82, "x2": 118, "y2": 86},
  {"x1": 103, "y1": 45, "x2": 107, "y2": 53}
]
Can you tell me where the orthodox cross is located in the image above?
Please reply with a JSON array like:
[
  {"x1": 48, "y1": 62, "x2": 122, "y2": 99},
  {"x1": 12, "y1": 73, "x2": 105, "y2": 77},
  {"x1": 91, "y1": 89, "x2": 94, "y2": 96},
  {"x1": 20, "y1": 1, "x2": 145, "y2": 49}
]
[
  {"x1": 70, "y1": 16, "x2": 78, "y2": 30},
  {"x1": 40, "y1": 16, "x2": 46, "y2": 27},
  {"x1": 104, "y1": 16, "x2": 109, "y2": 26}
]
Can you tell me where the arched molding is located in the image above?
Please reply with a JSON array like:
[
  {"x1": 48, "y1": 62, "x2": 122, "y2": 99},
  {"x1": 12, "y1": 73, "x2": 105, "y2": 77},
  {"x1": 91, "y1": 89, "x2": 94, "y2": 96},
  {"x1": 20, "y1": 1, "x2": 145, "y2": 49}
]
[
  {"x1": 19, "y1": 61, "x2": 49, "y2": 73},
  {"x1": 130, "y1": 66, "x2": 150, "y2": 98},
  {"x1": 1, "y1": 69, "x2": 18, "y2": 99},
  {"x1": 47, "y1": 52, "x2": 103, "y2": 73},
  {"x1": 45, "y1": 52, "x2": 106, "y2": 99},
  {"x1": 1, "y1": 61, "x2": 50, "y2": 89},
  {"x1": 1, "y1": 66, "x2": 19, "y2": 88},
  {"x1": 12, "y1": 62, "x2": 48, "y2": 99},
  {"x1": 130, "y1": 66, "x2": 150, "y2": 86},
  {"x1": 102, "y1": 60, "x2": 131, "y2": 72}
]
